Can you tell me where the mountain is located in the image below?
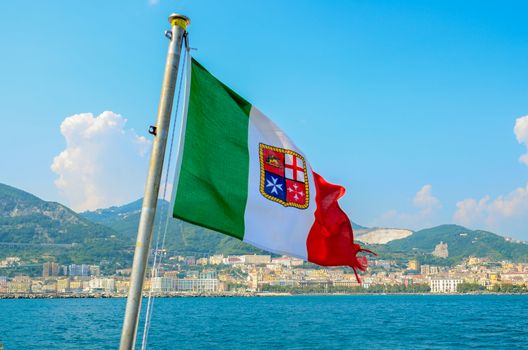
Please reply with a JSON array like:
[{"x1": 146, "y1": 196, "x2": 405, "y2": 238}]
[
  {"x1": 356, "y1": 228, "x2": 414, "y2": 244},
  {"x1": 385, "y1": 224, "x2": 528, "y2": 262},
  {"x1": 0, "y1": 183, "x2": 113, "y2": 244},
  {"x1": 0, "y1": 183, "x2": 129, "y2": 264},
  {"x1": 81, "y1": 199, "x2": 264, "y2": 256},
  {"x1": 4, "y1": 183, "x2": 528, "y2": 266},
  {"x1": 81, "y1": 198, "x2": 143, "y2": 230}
]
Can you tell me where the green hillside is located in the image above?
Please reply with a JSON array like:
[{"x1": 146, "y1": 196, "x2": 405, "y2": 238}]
[
  {"x1": 386, "y1": 224, "x2": 528, "y2": 263},
  {"x1": 81, "y1": 199, "x2": 265, "y2": 256},
  {"x1": 0, "y1": 183, "x2": 130, "y2": 264}
]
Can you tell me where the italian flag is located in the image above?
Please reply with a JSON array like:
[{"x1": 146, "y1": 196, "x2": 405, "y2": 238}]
[{"x1": 172, "y1": 57, "x2": 371, "y2": 277}]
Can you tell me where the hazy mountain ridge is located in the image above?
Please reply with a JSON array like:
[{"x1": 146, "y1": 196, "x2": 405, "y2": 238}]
[
  {"x1": 0, "y1": 183, "x2": 135, "y2": 269},
  {"x1": 2, "y1": 183, "x2": 528, "y2": 265},
  {"x1": 0, "y1": 183, "x2": 113, "y2": 244},
  {"x1": 81, "y1": 199, "x2": 143, "y2": 228},
  {"x1": 81, "y1": 199, "x2": 265, "y2": 256}
]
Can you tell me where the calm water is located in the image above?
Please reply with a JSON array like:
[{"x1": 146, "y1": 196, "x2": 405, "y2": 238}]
[{"x1": 0, "y1": 295, "x2": 527, "y2": 349}]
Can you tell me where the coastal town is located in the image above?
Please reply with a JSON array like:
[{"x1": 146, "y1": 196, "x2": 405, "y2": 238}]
[{"x1": 1, "y1": 250, "x2": 528, "y2": 297}]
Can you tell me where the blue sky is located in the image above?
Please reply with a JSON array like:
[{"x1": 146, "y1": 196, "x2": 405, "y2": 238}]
[{"x1": 0, "y1": 1, "x2": 527, "y2": 238}]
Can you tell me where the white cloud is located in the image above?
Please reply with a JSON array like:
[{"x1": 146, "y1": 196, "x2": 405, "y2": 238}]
[
  {"x1": 413, "y1": 184, "x2": 441, "y2": 214},
  {"x1": 453, "y1": 183, "x2": 528, "y2": 237},
  {"x1": 51, "y1": 111, "x2": 151, "y2": 211},
  {"x1": 452, "y1": 116, "x2": 528, "y2": 239},
  {"x1": 374, "y1": 184, "x2": 442, "y2": 229},
  {"x1": 514, "y1": 115, "x2": 528, "y2": 165}
]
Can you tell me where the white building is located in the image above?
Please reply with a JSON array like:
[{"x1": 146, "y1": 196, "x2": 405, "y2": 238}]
[
  {"x1": 430, "y1": 278, "x2": 463, "y2": 293},
  {"x1": 208, "y1": 255, "x2": 224, "y2": 265},
  {"x1": 271, "y1": 256, "x2": 304, "y2": 267},
  {"x1": 151, "y1": 277, "x2": 218, "y2": 292},
  {"x1": 88, "y1": 278, "x2": 116, "y2": 292},
  {"x1": 0, "y1": 276, "x2": 7, "y2": 293},
  {"x1": 224, "y1": 256, "x2": 244, "y2": 265},
  {"x1": 243, "y1": 255, "x2": 271, "y2": 265},
  {"x1": 0, "y1": 256, "x2": 21, "y2": 267}
]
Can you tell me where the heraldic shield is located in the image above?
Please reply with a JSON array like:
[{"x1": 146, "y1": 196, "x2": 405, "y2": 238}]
[{"x1": 259, "y1": 143, "x2": 310, "y2": 209}]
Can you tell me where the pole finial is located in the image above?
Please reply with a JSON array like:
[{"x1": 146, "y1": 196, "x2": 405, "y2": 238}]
[{"x1": 169, "y1": 13, "x2": 190, "y2": 30}]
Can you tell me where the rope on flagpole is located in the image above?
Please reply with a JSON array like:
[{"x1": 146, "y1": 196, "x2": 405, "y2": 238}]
[{"x1": 140, "y1": 37, "x2": 190, "y2": 350}]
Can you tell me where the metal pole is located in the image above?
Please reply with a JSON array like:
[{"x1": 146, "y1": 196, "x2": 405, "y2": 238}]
[{"x1": 119, "y1": 13, "x2": 190, "y2": 350}]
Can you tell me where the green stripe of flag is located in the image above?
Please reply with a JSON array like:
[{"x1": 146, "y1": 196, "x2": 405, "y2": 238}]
[{"x1": 173, "y1": 59, "x2": 251, "y2": 240}]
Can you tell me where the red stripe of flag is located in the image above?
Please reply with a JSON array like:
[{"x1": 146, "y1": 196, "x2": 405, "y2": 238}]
[{"x1": 306, "y1": 171, "x2": 375, "y2": 282}]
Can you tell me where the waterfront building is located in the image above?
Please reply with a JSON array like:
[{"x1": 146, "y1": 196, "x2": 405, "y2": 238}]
[
  {"x1": 185, "y1": 270, "x2": 200, "y2": 279},
  {"x1": 0, "y1": 257, "x2": 21, "y2": 267},
  {"x1": 115, "y1": 279, "x2": 130, "y2": 294},
  {"x1": 467, "y1": 256, "x2": 481, "y2": 266},
  {"x1": 500, "y1": 272, "x2": 528, "y2": 285},
  {"x1": 248, "y1": 269, "x2": 260, "y2": 291},
  {"x1": 42, "y1": 262, "x2": 60, "y2": 277},
  {"x1": 143, "y1": 278, "x2": 152, "y2": 291},
  {"x1": 224, "y1": 256, "x2": 244, "y2": 265},
  {"x1": 42, "y1": 280, "x2": 58, "y2": 293},
  {"x1": 290, "y1": 258, "x2": 304, "y2": 267},
  {"x1": 196, "y1": 258, "x2": 209, "y2": 265},
  {"x1": 89, "y1": 277, "x2": 116, "y2": 292},
  {"x1": 371, "y1": 259, "x2": 393, "y2": 269},
  {"x1": 265, "y1": 263, "x2": 282, "y2": 271},
  {"x1": 168, "y1": 255, "x2": 186, "y2": 262},
  {"x1": 7, "y1": 276, "x2": 31, "y2": 293},
  {"x1": 199, "y1": 270, "x2": 217, "y2": 279},
  {"x1": 151, "y1": 277, "x2": 171, "y2": 292},
  {"x1": 177, "y1": 277, "x2": 218, "y2": 292},
  {"x1": 57, "y1": 278, "x2": 70, "y2": 293},
  {"x1": 0, "y1": 276, "x2": 7, "y2": 293},
  {"x1": 89, "y1": 265, "x2": 101, "y2": 276},
  {"x1": 151, "y1": 276, "x2": 219, "y2": 292},
  {"x1": 333, "y1": 280, "x2": 361, "y2": 288},
  {"x1": 31, "y1": 280, "x2": 44, "y2": 293},
  {"x1": 271, "y1": 279, "x2": 297, "y2": 287},
  {"x1": 407, "y1": 260, "x2": 420, "y2": 271},
  {"x1": 501, "y1": 261, "x2": 515, "y2": 271},
  {"x1": 487, "y1": 273, "x2": 500, "y2": 287},
  {"x1": 243, "y1": 255, "x2": 271, "y2": 265},
  {"x1": 408, "y1": 275, "x2": 429, "y2": 285},
  {"x1": 69, "y1": 264, "x2": 90, "y2": 276},
  {"x1": 517, "y1": 263, "x2": 526, "y2": 272},
  {"x1": 116, "y1": 268, "x2": 132, "y2": 276},
  {"x1": 69, "y1": 279, "x2": 84, "y2": 292},
  {"x1": 208, "y1": 255, "x2": 224, "y2": 265},
  {"x1": 163, "y1": 270, "x2": 180, "y2": 277},
  {"x1": 272, "y1": 256, "x2": 303, "y2": 267},
  {"x1": 430, "y1": 278, "x2": 463, "y2": 293},
  {"x1": 185, "y1": 256, "x2": 196, "y2": 265},
  {"x1": 361, "y1": 276, "x2": 374, "y2": 289},
  {"x1": 421, "y1": 265, "x2": 441, "y2": 275}
]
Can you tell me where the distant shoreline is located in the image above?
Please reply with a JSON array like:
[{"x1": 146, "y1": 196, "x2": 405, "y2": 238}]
[{"x1": 1, "y1": 291, "x2": 527, "y2": 299}]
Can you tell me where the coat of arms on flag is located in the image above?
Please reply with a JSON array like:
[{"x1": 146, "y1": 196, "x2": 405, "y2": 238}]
[{"x1": 259, "y1": 143, "x2": 309, "y2": 209}]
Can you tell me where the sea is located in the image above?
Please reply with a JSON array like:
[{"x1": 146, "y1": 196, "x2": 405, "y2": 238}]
[{"x1": 0, "y1": 295, "x2": 527, "y2": 349}]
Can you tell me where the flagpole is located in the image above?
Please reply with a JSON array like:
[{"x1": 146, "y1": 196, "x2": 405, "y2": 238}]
[{"x1": 119, "y1": 13, "x2": 190, "y2": 350}]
